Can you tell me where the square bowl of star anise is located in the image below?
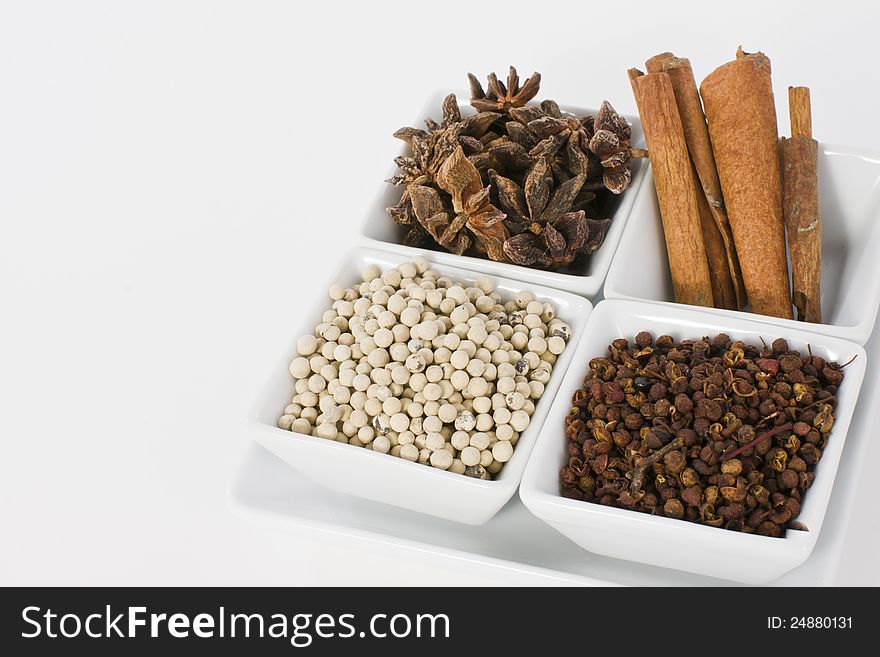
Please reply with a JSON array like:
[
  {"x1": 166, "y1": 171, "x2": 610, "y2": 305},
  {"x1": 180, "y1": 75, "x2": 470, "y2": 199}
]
[{"x1": 360, "y1": 68, "x2": 647, "y2": 298}]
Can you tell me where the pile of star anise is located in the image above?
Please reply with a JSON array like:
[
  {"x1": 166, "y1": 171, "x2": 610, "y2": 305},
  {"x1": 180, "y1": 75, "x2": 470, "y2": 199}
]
[{"x1": 386, "y1": 67, "x2": 640, "y2": 270}]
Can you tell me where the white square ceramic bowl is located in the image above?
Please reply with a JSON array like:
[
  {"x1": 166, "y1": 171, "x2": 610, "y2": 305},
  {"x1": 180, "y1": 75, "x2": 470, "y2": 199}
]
[
  {"x1": 519, "y1": 299, "x2": 866, "y2": 584},
  {"x1": 604, "y1": 144, "x2": 880, "y2": 345},
  {"x1": 360, "y1": 90, "x2": 647, "y2": 298},
  {"x1": 248, "y1": 247, "x2": 592, "y2": 525}
]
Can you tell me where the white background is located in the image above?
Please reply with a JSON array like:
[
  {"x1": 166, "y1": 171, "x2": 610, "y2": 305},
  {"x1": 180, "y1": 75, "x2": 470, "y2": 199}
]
[{"x1": 2, "y1": 0, "x2": 878, "y2": 585}]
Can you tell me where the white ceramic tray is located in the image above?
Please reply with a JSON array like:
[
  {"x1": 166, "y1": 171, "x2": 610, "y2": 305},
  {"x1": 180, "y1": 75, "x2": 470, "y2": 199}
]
[
  {"x1": 231, "y1": 320, "x2": 879, "y2": 585},
  {"x1": 360, "y1": 90, "x2": 648, "y2": 298}
]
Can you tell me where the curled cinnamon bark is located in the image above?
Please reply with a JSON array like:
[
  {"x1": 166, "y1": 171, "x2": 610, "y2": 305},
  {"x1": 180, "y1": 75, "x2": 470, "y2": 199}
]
[
  {"x1": 700, "y1": 48, "x2": 793, "y2": 319},
  {"x1": 782, "y1": 86, "x2": 822, "y2": 323},
  {"x1": 629, "y1": 68, "x2": 714, "y2": 308},
  {"x1": 646, "y1": 53, "x2": 746, "y2": 311}
]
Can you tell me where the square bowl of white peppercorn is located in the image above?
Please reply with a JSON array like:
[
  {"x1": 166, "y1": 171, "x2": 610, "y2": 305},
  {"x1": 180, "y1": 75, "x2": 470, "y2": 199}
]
[
  {"x1": 247, "y1": 247, "x2": 592, "y2": 525},
  {"x1": 359, "y1": 90, "x2": 647, "y2": 299},
  {"x1": 519, "y1": 298, "x2": 866, "y2": 583}
]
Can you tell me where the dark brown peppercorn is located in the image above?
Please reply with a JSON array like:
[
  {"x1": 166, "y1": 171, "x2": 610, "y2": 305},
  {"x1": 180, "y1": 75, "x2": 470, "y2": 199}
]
[
  {"x1": 771, "y1": 338, "x2": 789, "y2": 354},
  {"x1": 664, "y1": 498, "x2": 685, "y2": 519},
  {"x1": 663, "y1": 450, "x2": 687, "y2": 475},
  {"x1": 681, "y1": 486, "x2": 702, "y2": 506},
  {"x1": 560, "y1": 333, "x2": 842, "y2": 538},
  {"x1": 779, "y1": 469, "x2": 799, "y2": 490},
  {"x1": 656, "y1": 335, "x2": 674, "y2": 350}
]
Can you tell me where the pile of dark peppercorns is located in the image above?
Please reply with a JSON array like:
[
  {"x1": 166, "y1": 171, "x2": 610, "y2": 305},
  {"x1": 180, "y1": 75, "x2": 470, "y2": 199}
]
[{"x1": 560, "y1": 332, "x2": 846, "y2": 537}]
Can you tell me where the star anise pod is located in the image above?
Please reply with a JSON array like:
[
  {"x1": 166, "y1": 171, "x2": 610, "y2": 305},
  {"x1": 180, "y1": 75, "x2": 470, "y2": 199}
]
[
  {"x1": 386, "y1": 94, "x2": 499, "y2": 243},
  {"x1": 406, "y1": 184, "x2": 467, "y2": 255},
  {"x1": 435, "y1": 146, "x2": 509, "y2": 261},
  {"x1": 468, "y1": 66, "x2": 542, "y2": 113},
  {"x1": 516, "y1": 100, "x2": 602, "y2": 179},
  {"x1": 503, "y1": 211, "x2": 611, "y2": 269},
  {"x1": 489, "y1": 157, "x2": 596, "y2": 234},
  {"x1": 588, "y1": 101, "x2": 639, "y2": 194},
  {"x1": 387, "y1": 95, "x2": 499, "y2": 190}
]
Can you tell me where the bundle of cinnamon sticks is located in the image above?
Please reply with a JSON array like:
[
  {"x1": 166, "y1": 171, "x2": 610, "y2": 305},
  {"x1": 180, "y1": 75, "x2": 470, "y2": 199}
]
[{"x1": 629, "y1": 48, "x2": 822, "y2": 322}]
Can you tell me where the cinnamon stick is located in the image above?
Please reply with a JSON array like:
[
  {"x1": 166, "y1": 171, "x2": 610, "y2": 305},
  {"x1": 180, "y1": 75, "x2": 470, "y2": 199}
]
[
  {"x1": 646, "y1": 52, "x2": 746, "y2": 310},
  {"x1": 629, "y1": 68, "x2": 714, "y2": 308},
  {"x1": 694, "y1": 162, "x2": 738, "y2": 309},
  {"x1": 700, "y1": 48, "x2": 793, "y2": 319},
  {"x1": 782, "y1": 86, "x2": 822, "y2": 323}
]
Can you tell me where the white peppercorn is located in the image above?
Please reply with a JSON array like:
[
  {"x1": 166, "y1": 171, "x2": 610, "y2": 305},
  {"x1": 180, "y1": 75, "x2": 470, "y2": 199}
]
[
  {"x1": 297, "y1": 335, "x2": 319, "y2": 356},
  {"x1": 466, "y1": 377, "x2": 489, "y2": 398},
  {"x1": 278, "y1": 260, "x2": 568, "y2": 480},
  {"x1": 405, "y1": 353, "x2": 426, "y2": 373},
  {"x1": 506, "y1": 391, "x2": 526, "y2": 411},
  {"x1": 290, "y1": 357, "x2": 311, "y2": 379},
  {"x1": 510, "y1": 409, "x2": 530, "y2": 432},
  {"x1": 390, "y1": 412, "x2": 410, "y2": 433},
  {"x1": 470, "y1": 432, "x2": 490, "y2": 450},
  {"x1": 495, "y1": 423, "x2": 514, "y2": 442},
  {"x1": 466, "y1": 358, "x2": 486, "y2": 378},
  {"x1": 399, "y1": 443, "x2": 418, "y2": 461},
  {"x1": 515, "y1": 291, "x2": 534, "y2": 308},
  {"x1": 475, "y1": 414, "x2": 494, "y2": 432},
  {"x1": 430, "y1": 449, "x2": 453, "y2": 470},
  {"x1": 423, "y1": 415, "x2": 443, "y2": 434},
  {"x1": 373, "y1": 435, "x2": 391, "y2": 454},
  {"x1": 357, "y1": 425, "x2": 375, "y2": 443},
  {"x1": 291, "y1": 418, "x2": 312, "y2": 434},
  {"x1": 400, "y1": 306, "x2": 420, "y2": 327}
]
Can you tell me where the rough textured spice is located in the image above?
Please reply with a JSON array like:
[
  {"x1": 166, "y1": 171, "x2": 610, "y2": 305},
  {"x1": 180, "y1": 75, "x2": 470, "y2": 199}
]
[
  {"x1": 560, "y1": 332, "x2": 843, "y2": 537},
  {"x1": 386, "y1": 68, "x2": 641, "y2": 270},
  {"x1": 782, "y1": 86, "x2": 822, "y2": 323},
  {"x1": 700, "y1": 48, "x2": 793, "y2": 319},
  {"x1": 468, "y1": 67, "x2": 542, "y2": 113},
  {"x1": 629, "y1": 69, "x2": 714, "y2": 307},
  {"x1": 646, "y1": 52, "x2": 746, "y2": 310}
]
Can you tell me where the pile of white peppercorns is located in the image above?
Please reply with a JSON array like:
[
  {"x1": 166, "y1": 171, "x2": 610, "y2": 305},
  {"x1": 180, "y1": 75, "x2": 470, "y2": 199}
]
[{"x1": 277, "y1": 257, "x2": 570, "y2": 479}]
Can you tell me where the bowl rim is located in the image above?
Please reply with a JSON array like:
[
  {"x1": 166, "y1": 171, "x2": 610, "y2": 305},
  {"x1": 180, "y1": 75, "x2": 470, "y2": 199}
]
[
  {"x1": 520, "y1": 297, "x2": 867, "y2": 552},
  {"x1": 603, "y1": 145, "x2": 880, "y2": 344},
  {"x1": 358, "y1": 88, "x2": 648, "y2": 288},
  {"x1": 247, "y1": 245, "x2": 593, "y2": 497}
]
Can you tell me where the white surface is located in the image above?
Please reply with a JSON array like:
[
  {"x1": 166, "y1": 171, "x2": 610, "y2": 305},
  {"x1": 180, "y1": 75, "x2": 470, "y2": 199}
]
[
  {"x1": 250, "y1": 247, "x2": 591, "y2": 524},
  {"x1": 361, "y1": 93, "x2": 647, "y2": 297},
  {"x1": 604, "y1": 146, "x2": 880, "y2": 345},
  {"x1": 3, "y1": 0, "x2": 880, "y2": 586},
  {"x1": 520, "y1": 300, "x2": 866, "y2": 583}
]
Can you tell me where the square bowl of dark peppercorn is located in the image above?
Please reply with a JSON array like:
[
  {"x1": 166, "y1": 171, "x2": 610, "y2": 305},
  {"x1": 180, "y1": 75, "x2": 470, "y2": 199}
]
[
  {"x1": 519, "y1": 298, "x2": 866, "y2": 584},
  {"x1": 360, "y1": 87, "x2": 647, "y2": 299},
  {"x1": 603, "y1": 144, "x2": 880, "y2": 345}
]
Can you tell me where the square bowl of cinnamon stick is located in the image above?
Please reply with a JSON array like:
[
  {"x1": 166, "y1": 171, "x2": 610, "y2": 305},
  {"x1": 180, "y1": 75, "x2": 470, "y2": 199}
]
[
  {"x1": 605, "y1": 49, "x2": 880, "y2": 345},
  {"x1": 519, "y1": 299, "x2": 866, "y2": 584},
  {"x1": 361, "y1": 89, "x2": 648, "y2": 299},
  {"x1": 604, "y1": 143, "x2": 880, "y2": 345}
]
